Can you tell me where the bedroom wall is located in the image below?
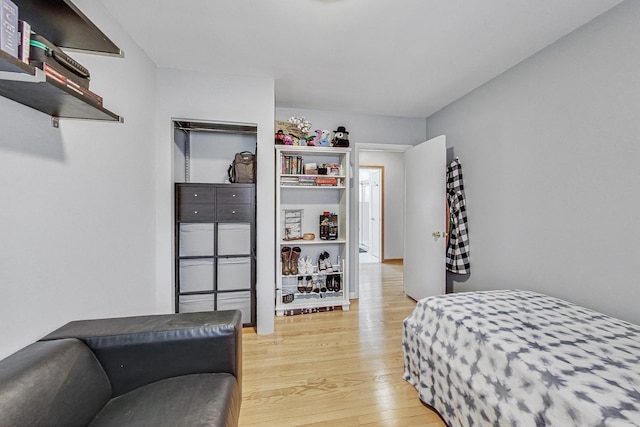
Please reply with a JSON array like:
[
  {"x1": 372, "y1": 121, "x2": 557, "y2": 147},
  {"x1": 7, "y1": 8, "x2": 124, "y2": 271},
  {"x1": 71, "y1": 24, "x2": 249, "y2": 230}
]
[
  {"x1": 155, "y1": 68, "x2": 275, "y2": 334},
  {"x1": 425, "y1": 0, "x2": 640, "y2": 324},
  {"x1": 275, "y1": 108, "x2": 427, "y2": 146},
  {"x1": 0, "y1": 1, "x2": 158, "y2": 359}
]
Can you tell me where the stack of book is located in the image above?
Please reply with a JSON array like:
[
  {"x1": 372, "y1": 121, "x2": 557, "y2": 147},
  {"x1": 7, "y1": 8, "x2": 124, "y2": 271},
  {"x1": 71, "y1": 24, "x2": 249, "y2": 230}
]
[
  {"x1": 282, "y1": 155, "x2": 304, "y2": 175},
  {"x1": 41, "y1": 63, "x2": 103, "y2": 106},
  {"x1": 281, "y1": 176, "x2": 300, "y2": 186},
  {"x1": 297, "y1": 176, "x2": 317, "y2": 186},
  {"x1": 316, "y1": 177, "x2": 338, "y2": 186}
]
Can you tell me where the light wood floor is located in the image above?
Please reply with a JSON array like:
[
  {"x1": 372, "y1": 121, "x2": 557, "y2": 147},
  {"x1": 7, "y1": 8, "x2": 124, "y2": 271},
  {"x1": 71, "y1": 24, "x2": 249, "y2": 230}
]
[{"x1": 239, "y1": 261, "x2": 446, "y2": 426}]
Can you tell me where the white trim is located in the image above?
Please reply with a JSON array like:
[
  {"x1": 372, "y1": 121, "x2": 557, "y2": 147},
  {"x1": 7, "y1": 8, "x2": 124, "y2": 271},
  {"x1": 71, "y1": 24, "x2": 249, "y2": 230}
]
[{"x1": 355, "y1": 142, "x2": 412, "y2": 152}]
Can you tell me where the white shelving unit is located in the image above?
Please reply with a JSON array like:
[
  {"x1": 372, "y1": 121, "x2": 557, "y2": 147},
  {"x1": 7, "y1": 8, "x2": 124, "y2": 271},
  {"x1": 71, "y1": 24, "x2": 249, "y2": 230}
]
[{"x1": 275, "y1": 146, "x2": 351, "y2": 316}]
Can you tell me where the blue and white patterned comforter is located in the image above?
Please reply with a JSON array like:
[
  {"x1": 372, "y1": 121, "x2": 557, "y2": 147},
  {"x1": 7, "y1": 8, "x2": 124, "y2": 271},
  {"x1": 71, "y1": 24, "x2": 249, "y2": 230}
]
[{"x1": 403, "y1": 290, "x2": 640, "y2": 426}]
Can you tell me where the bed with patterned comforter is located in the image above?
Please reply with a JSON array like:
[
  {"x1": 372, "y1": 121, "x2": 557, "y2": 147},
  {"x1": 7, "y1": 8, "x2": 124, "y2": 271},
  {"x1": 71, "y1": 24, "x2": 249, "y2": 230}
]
[{"x1": 402, "y1": 290, "x2": 640, "y2": 426}]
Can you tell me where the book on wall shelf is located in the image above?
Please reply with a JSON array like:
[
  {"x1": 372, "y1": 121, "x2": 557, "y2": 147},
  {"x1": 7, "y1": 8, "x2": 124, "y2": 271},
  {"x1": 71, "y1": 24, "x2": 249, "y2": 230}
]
[
  {"x1": 0, "y1": 0, "x2": 18, "y2": 58},
  {"x1": 37, "y1": 62, "x2": 103, "y2": 106}
]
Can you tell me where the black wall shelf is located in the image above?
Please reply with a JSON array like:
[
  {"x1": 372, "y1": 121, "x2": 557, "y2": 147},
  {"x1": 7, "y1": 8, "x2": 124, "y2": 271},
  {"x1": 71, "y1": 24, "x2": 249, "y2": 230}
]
[
  {"x1": 0, "y1": 0, "x2": 122, "y2": 124},
  {"x1": 13, "y1": 0, "x2": 121, "y2": 55}
]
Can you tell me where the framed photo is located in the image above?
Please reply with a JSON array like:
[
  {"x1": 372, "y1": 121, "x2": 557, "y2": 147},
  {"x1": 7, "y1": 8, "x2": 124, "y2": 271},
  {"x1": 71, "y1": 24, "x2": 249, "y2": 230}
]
[{"x1": 283, "y1": 209, "x2": 304, "y2": 240}]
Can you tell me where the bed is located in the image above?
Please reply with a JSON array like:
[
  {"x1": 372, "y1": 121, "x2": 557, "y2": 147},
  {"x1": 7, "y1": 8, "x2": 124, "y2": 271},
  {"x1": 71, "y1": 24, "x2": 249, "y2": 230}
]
[{"x1": 403, "y1": 290, "x2": 640, "y2": 426}]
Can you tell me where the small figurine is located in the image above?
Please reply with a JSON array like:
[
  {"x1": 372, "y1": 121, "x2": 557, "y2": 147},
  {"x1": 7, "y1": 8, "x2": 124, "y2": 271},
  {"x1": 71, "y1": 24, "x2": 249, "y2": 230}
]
[
  {"x1": 332, "y1": 126, "x2": 349, "y2": 147},
  {"x1": 275, "y1": 129, "x2": 285, "y2": 145},
  {"x1": 318, "y1": 130, "x2": 331, "y2": 146},
  {"x1": 310, "y1": 129, "x2": 322, "y2": 146},
  {"x1": 284, "y1": 134, "x2": 295, "y2": 145}
]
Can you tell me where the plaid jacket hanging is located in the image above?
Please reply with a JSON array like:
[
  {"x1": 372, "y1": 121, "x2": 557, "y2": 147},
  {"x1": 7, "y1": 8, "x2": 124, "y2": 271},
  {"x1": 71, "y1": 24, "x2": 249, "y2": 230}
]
[{"x1": 446, "y1": 159, "x2": 470, "y2": 274}]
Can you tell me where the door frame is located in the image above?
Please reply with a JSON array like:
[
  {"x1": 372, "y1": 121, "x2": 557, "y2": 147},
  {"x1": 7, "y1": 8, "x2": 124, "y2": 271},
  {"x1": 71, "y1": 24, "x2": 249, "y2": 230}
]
[
  {"x1": 359, "y1": 165, "x2": 384, "y2": 262},
  {"x1": 351, "y1": 143, "x2": 411, "y2": 300}
]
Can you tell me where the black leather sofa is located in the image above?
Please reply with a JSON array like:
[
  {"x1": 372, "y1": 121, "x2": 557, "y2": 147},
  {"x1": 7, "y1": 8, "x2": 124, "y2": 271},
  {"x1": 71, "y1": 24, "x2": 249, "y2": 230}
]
[{"x1": 0, "y1": 310, "x2": 242, "y2": 427}]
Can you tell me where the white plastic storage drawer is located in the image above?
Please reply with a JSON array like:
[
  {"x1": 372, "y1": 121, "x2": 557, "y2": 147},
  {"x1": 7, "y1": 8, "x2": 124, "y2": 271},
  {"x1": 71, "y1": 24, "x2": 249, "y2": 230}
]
[
  {"x1": 218, "y1": 291, "x2": 252, "y2": 324},
  {"x1": 218, "y1": 257, "x2": 251, "y2": 291},
  {"x1": 178, "y1": 294, "x2": 215, "y2": 313},
  {"x1": 179, "y1": 259, "x2": 214, "y2": 292},
  {"x1": 218, "y1": 223, "x2": 251, "y2": 255},
  {"x1": 179, "y1": 223, "x2": 214, "y2": 256}
]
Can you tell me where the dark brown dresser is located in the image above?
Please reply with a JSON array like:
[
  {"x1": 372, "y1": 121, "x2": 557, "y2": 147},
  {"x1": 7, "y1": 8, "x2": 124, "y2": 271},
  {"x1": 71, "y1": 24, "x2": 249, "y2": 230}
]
[{"x1": 175, "y1": 183, "x2": 256, "y2": 326}]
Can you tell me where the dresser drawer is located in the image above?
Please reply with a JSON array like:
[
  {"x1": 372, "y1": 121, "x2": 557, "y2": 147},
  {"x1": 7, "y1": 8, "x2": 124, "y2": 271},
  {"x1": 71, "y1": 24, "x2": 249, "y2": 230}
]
[
  {"x1": 217, "y1": 204, "x2": 252, "y2": 222},
  {"x1": 178, "y1": 185, "x2": 216, "y2": 204},
  {"x1": 216, "y1": 187, "x2": 253, "y2": 204},
  {"x1": 178, "y1": 204, "x2": 216, "y2": 221}
]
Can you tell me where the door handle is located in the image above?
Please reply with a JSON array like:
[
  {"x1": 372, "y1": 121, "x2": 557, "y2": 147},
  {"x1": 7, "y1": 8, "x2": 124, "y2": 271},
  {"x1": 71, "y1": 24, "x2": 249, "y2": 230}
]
[{"x1": 432, "y1": 231, "x2": 447, "y2": 239}]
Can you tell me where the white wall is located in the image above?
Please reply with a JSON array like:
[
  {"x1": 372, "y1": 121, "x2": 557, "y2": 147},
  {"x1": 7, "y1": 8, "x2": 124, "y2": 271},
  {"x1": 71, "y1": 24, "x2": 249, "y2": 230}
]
[
  {"x1": 358, "y1": 150, "x2": 405, "y2": 260},
  {"x1": 426, "y1": 0, "x2": 640, "y2": 324},
  {"x1": 276, "y1": 108, "x2": 427, "y2": 146},
  {"x1": 155, "y1": 68, "x2": 275, "y2": 334},
  {"x1": 0, "y1": 1, "x2": 158, "y2": 359}
]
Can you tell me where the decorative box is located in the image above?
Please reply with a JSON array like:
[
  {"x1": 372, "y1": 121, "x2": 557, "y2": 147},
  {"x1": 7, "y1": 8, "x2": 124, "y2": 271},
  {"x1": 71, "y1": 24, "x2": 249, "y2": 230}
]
[{"x1": 319, "y1": 212, "x2": 338, "y2": 240}]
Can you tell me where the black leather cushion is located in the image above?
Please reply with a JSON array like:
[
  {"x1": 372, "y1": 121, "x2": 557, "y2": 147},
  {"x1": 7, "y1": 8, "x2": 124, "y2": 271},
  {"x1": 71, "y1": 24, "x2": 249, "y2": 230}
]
[
  {"x1": 41, "y1": 310, "x2": 242, "y2": 397},
  {"x1": 0, "y1": 339, "x2": 111, "y2": 427},
  {"x1": 89, "y1": 373, "x2": 240, "y2": 427}
]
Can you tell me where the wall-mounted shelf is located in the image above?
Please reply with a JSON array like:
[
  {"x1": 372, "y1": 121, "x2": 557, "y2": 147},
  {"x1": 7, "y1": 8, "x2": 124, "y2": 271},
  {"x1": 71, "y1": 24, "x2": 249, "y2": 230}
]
[
  {"x1": 0, "y1": 0, "x2": 122, "y2": 124},
  {"x1": 13, "y1": 0, "x2": 121, "y2": 55}
]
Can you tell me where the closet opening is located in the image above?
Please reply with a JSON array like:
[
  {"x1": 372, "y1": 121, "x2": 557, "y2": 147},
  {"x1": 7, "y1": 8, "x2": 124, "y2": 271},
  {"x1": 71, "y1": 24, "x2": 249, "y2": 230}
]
[{"x1": 172, "y1": 119, "x2": 257, "y2": 328}]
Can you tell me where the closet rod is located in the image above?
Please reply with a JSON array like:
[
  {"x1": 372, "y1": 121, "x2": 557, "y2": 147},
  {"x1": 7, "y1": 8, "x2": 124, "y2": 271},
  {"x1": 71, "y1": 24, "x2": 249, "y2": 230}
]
[{"x1": 174, "y1": 126, "x2": 257, "y2": 135}]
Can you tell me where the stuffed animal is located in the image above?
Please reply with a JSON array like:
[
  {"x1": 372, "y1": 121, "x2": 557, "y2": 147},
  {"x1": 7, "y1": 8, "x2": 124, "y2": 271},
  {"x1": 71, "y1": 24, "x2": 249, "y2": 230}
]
[
  {"x1": 310, "y1": 129, "x2": 322, "y2": 146},
  {"x1": 318, "y1": 130, "x2": 331, "y2": 146},
  {"x1": 275, "y1": 130, "x2": 285, "y2": 145},
  {"x1": 332, "y1": 126, "x2": 349, "y2": 147}
]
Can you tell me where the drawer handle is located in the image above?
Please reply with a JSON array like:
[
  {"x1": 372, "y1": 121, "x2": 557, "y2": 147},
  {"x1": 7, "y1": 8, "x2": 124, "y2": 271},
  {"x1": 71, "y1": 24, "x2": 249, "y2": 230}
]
[
  {"x1": 232, "y1": 210, "x2": 236, "y2": 214},
  {"x1": 194, "y1": 210, "x2": 198, "y2": 214},
  {"x1": 232, "y1": 194, "x2": 236, "y2": 197},
  {"x1": 194, "y1": 193, "x2": 198, "y2": 197}
]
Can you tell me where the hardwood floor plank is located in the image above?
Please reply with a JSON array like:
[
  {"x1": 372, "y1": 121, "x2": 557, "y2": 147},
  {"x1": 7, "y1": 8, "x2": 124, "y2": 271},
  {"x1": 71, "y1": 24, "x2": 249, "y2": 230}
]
[{"x1": 239, "y1": 262, "x2": 445, "y2": 426}]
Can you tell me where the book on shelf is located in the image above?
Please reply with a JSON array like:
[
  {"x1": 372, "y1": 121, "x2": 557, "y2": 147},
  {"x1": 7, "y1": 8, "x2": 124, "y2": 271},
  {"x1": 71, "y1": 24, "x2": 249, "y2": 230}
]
[
  {"x1": 40, "y1": 63, "x2": 103, "y2": 106},
  {"x1": 316, "y1": 177, "x2": 337, "y2": 186},
  {"x1": 298, "y1": 176, "x2": 316, "y2": 186},
  {"x1": 18, "y1": 20, "x2": 30, "y2": 64},
  {"x1": 0, "y1": 0, "x2": 18, "y2": 58},
  {"x1": 281, "y1": 177, "x2": 299, "y2": 186},
  {"x1": 281, "y1": 154, "x2": 305, "y2": 175}
]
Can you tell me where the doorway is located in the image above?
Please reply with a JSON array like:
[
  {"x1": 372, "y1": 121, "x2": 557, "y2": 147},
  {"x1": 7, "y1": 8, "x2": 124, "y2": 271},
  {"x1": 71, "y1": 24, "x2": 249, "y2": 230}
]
[{"x1": 358, "y1": 166, "x2": 383, "y2": 264}]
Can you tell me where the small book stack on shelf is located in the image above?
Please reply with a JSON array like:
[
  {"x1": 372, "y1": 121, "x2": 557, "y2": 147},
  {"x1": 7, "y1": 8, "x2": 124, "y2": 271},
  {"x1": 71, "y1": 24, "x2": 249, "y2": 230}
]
[
  {"x1": 40, "y1": 62, "x2": 103, "y2": 105},
  {"x1": 282, "y1": 155, "x2": 304, "y2": 175}
]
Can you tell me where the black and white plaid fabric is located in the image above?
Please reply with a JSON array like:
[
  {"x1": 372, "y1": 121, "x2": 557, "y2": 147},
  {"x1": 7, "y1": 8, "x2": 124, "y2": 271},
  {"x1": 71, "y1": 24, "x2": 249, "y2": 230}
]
[
  {"x1": 446, "y1": 159, "x2": 469, "y2": 274},
  {"x1": 403, "y1": 290, "x2": 640, "y2": 427}
]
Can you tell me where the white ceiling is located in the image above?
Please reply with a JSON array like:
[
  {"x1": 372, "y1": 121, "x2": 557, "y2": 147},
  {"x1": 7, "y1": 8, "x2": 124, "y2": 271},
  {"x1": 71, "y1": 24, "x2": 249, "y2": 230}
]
[{"x1": 98, "y1": 0, "x2": 623, "y2": 118}]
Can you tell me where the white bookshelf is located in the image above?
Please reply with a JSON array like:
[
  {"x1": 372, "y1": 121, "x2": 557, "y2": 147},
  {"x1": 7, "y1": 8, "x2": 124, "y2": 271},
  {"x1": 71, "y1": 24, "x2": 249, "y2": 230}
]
[{"x1": 275, "y1": 146, "x2": 351, "y2": 315}]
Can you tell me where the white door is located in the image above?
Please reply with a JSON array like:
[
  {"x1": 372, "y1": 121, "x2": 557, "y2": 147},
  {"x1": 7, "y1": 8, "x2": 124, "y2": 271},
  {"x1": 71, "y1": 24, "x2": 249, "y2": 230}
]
[
  {"x1": 369, "y1": 168, "x2": 382, "y2": 260},
  {"x1": 359, "y1": 171, "x2": 370, "y2": 251},
  {"x1": 404, "y1": 135, "x2": 447, "y2": 301}
]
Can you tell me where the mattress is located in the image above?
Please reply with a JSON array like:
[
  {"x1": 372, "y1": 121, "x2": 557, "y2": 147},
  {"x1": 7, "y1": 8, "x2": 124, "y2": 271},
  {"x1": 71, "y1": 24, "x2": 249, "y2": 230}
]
[{"x1": 402, "y1": 290, "x2": 640, "y2": 426}]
